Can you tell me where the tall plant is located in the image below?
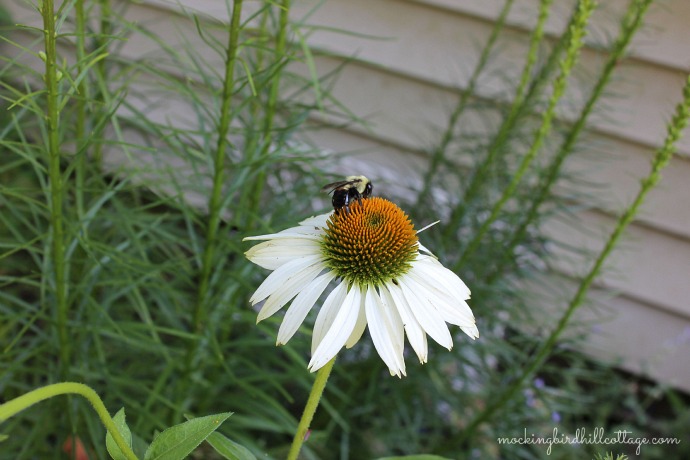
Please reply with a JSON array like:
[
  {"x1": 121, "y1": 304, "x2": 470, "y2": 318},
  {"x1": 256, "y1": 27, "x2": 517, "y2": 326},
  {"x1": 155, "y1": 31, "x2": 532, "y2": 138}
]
[{"x1": 1, "y1": 0, "x2": 688, "y2": 459}]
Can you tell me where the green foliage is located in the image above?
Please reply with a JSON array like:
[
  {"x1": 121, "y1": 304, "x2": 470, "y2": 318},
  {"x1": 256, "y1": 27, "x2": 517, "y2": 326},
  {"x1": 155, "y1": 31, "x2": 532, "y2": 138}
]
[
  {"x1": 206, "y1": 431, "x2": 257, "y2": 460},
  {"x1": 0, "y1": 0, "x2": 688, "y2": 459},
  {"x1": 106, "y1": 409, "x2": 133, "y2": 460},
  {"x1": 593, "y1": 453, "x2": 629, "y2": 460},
  {"x1": 143, "y1": 412, "x2": 232, "y2": 460}
]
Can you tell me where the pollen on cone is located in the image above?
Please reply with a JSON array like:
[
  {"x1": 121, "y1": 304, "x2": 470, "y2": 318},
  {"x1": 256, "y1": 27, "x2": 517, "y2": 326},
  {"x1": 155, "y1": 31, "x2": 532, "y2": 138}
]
[{"x1": 321, "y1": 197, "x2": 418, "y2": 285}]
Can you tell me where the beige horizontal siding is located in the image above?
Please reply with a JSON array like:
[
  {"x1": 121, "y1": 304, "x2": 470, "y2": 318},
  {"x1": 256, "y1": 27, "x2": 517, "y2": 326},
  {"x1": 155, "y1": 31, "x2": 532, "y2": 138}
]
[
  {"x1": 521, "y1": 275, "x2": 690, "y2": 392},
  {"x1": 281, "y1": 0, "x2": 690, "y2": 156},
  {"x1": 284, "y1": 0, "x2": 690, "y2": 391},
  {"x1": 5, "y1": 0, "x2": 689, "y2": 391},
  {"x1": 411, "y1": 0, "x2": 690, "y2": 72}
]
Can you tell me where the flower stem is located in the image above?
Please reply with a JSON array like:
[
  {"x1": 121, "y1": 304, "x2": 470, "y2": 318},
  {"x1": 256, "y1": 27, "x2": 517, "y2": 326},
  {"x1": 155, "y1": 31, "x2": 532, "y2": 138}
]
[
  {"x1": 453, "y1": 0, "x2": 596, "y2": 267},
  {"x1": 191, "y1": 0, "x2": 244, "y2": 343},
  {"x1": 459, "y1": 72, "x2": 690, "y2": 446},
  {"x1": 243, "y1": 0, "x2": 292, "y2": 229},
  {"x1": 0, "y1": 383, "x2": 137, "y2": 460},
  {"x1": 416, "y1": 0, "x2": 515, "y2": 208},
  {"x1": 42, "y1": 0, "x2": 69, "y2": 379},
  {"x1": 443, "y1": 0, "x2": 579, "y2": 242},
  {"x1": 74, "y1": 0, "x2": 87, "y2": 218},
  {"x1": 512, "y1": 0, "x2": 554, "y2": 111},
  {"x1": 92, "y1": 0, "x2": 111, "y2": 170},
  {"x1": 487, "y1": 0, "x2": 654, "y2": 282},
  {"x1": 287, "y1": 357, "x2": 336, "y2": 460}
]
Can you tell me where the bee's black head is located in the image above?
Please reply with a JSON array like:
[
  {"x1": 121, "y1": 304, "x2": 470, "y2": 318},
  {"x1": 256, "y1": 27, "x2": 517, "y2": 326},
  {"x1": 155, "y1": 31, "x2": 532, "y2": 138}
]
[{"x1": 363, "y1": 181, "x2": 373, "y2": 198}]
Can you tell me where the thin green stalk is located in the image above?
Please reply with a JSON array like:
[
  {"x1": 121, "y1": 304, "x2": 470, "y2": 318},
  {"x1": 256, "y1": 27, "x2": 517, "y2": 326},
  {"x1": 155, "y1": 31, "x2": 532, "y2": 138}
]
[
  {"x1": 512, "y1": 0, "x2": 554, "y2": 110},
  {"x1": 0, "y1": 383, "x2": 138, "y2": 460},
  {"x1": 248, "y1": 9, "x2": 271, "y2": 126},
  {"x1": 244, "y1": 0, "x2": 291, "y2": 227},
  {"x1": 233, "y1": 6, "x2": 271, "y2": 228},
  {"x1": 454, "y1": 0, "x2": 596, "y2": 270},
  {"x1": 75, "y1": 0, "x2": 87, "y2": 218},
  {"x1": 92, "y1": 0, "x2": 111, "y2": 170},
  {"x1": 42, "y1": 0, "x2": 69, "y2": 378},
  {"x1": 489, "y1": 0, "x2": 654, "y2": 282},
  {"x1": 287, "y1": 358, "x2": 336, "y2": 460},
  {"x1": 459, "y1": 72, "x2": 690, "y2": 445},
  {"x1": 192, "y1": 0, "x2": 244, "y2": 338},
  {"x1": 442, "y1": 0, "x2": 555, "y2": 238},
  {"x1": 416, "y1": 0, "x2": 515, "y2": 207},
  {"x1": 262, "y1": 0, "x2": 290, "y2": 145}
]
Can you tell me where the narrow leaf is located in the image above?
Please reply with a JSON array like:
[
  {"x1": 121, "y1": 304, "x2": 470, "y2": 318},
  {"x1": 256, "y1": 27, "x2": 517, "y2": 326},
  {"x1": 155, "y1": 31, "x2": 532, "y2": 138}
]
[
  {"x1": 106, "y1": 408, "x2": 133, "y2": 460},
  {"x1": 376, "y1": 456, "x2": 453, "y2": 460},
  {"x1": 206, "y1": 432, "x2": 256, "y2": 460},
  {"x1": 143, "y1": 412, "x2": 232, "y2": 460}
]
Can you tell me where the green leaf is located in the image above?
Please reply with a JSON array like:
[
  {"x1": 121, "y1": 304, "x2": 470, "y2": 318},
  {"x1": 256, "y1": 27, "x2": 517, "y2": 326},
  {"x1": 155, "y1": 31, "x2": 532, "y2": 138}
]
[
  {"x1": 106, "y1": 408, "x2": 133, "y2": 460},
  {"x1": 143, "y1": 412, "x2": 232, "y2": 460},
  {"x1": 206, "y1": 432, "x2": 256, "y2": 460},
  {"x1": 376, "y1": 456, "x2": 453, "y2": 460},
  {"x1": 0, "y1": 434, "x2": 8, "y2": 442}
]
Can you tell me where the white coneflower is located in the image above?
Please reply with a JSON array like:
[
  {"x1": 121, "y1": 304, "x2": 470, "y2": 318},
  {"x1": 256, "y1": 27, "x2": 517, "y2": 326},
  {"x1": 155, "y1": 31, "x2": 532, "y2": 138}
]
[{"x1": 244, "y1": 197, "x2": 478, "y2": 377}]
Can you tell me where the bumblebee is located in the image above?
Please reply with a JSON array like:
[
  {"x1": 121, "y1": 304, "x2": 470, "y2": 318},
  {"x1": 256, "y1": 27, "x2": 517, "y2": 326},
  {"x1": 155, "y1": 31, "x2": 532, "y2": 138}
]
[{"x1": 321, "y1": 175, "x2": 373, "y2": 214}]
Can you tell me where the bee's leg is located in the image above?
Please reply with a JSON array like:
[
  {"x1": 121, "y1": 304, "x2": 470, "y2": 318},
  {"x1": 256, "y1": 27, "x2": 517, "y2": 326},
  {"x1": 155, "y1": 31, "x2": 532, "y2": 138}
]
[{"x1": 344, "y1": 194, "x2": 351, "y2": 215}]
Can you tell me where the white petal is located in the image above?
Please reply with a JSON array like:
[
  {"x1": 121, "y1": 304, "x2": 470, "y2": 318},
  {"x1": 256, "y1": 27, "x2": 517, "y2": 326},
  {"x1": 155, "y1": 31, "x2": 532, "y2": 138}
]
[
  {"x1": 417, "y1": 242, "x2": 435, "y2": 256},
  {"x1": 398, "y1": 275, "x2": 453, "y2": 350},
  {"x1": 243, "y1": 222, "x2": 324, "y2": 241},
  {"x1": 345, "y1": 288, "x2": 367, "y2": 348},
  {"x1": 365, "y1": 286, "x2": 406, "y2": 377},
  {"x1": 250, "y1": 255, "x2": 323, "y2": 305},
  {"x1": 243, "y1": 231, "x2": 321, "y2": 241},
  {"x1": 406, "y1": 264, "x2": 476, "y2": 328},
  {"x1": 309, "y1": 285, "x2": 361, "y2": 372},
  {"x1": 416, "y1": 220, "x2": 440, "y2": 234},
  {"x1": 246, "y1": 239, "x2": 321, "y2": 270},
  {"x1": 461, "y1": 323, "x2": 480, "y2": 339},
  {"x1": 384, "y1": 282, "x2": 428, "y2": 363},
  {"x1": 257, "y1": 260, "x2": 326, "y2": 322},
  {"x1": 277, "y1": 271, "x2": 336, "y2": 345},
  {"x1": 299, "y1": 212, "x2": 331, "y2": 227},
  {"x1": 311, "y1": 280, "x2": 348, "y2": 354},
  {"x1": 416, "y1": 255, "x2": 471, "y2": 300}
]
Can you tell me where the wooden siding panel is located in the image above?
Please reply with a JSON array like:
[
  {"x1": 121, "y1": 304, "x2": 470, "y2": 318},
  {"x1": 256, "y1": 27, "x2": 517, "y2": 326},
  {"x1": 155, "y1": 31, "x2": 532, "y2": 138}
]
[
  {"x1": 285, "y1": 0, "x2": 690, "y2": 156},
  {"x1": 544, "y1": 210, "x2": 690, "y2": 319},
  {"x1": 5, "y1": 0, "x2": 689, "y2": 390},
  {"x1": 139, "y1": 0, "x2": 690, "y2": 155},
  {"x1": 410, "y1": 0, "x2": 690, "y2": 72},
  {"x1": 298, "y1": 56, "x2": 690, "y2": 238},
  {"x1": 523, "y1": 275, "x2": 690, "y2": 393}
]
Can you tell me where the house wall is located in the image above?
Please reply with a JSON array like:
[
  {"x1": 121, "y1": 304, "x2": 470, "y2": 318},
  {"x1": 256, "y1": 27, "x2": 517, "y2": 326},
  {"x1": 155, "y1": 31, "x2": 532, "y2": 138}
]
[{"x1": 5, "y1": 0, "x2": 689, "y2": 390}]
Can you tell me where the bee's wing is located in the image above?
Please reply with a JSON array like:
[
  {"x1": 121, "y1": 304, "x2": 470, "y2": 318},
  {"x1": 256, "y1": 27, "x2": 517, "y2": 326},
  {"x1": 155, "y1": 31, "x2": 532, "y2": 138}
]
[{"x1": 321, "y1": 180, "x2": 354, "y2": 193}]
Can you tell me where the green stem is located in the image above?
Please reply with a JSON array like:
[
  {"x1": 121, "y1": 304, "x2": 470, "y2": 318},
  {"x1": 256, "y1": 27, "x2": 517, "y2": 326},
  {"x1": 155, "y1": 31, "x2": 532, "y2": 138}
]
[
  {"x1": 460, "y1": 72, "x2": 690, "y2": 445},
  {"x1": 93, "y1": 0, "x2": 111, "y2": 170},
  {"x1": 262, "y1": 0, "x2": 290, "y2": 144},
  {"x1": 246, "y1": 9, "x2": 271, "y2": 142},
  {"x1": 192, "y1": 0, "x2": 244, "y2": 337},
  {"x1": 42, "y1": 0, "x2": 69, "y2": 378},
  {"x1": 286, "y1": 357, "x2": 336, "y2": 460},
  {"x1": 244, "y1": 0, "x2": 291, "y2": 228},
  {"x1": 75, "y1": 0, "x2": 87, "y2": 218},
  {"x1": 442, "y1": 0, "x2": 555, "y2": 238},
  {"x1": 488, "y1": 0, "x2": 654, "y2": 282},
  {"x1": 512, "y1": 0, "x2": 554, "y2": 111},
  {"x1": 416, "y1": 0, "x2": 515, "y2": 208},
  {"x1": 0, "y1": 383, "x2": 138, "y2": 460},
  {"x1": 453, "y1": 0, "x2": 596, "y2": 270}
]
